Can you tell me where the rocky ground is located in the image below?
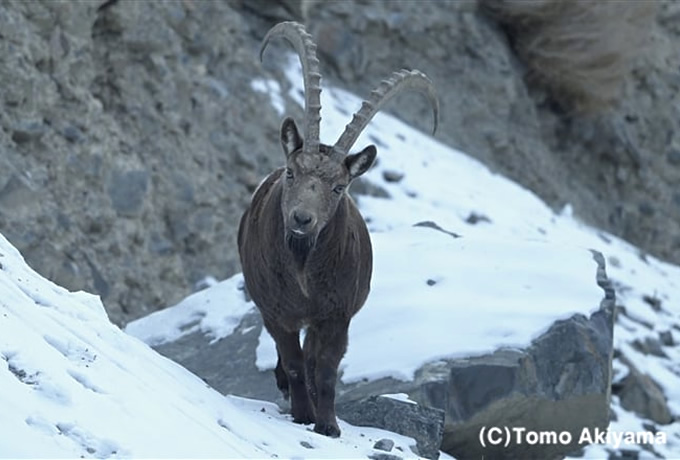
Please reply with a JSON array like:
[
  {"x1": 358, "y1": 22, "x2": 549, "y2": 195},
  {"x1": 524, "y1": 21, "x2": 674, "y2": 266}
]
[{"x1": 1, "y1": 0, "x2": 679, "y2": 325}]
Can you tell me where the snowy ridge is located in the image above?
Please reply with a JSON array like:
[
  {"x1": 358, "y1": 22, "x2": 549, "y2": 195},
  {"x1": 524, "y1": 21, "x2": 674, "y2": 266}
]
[{"x1": 0, "y1": 233, "x2": 431, "y2": 458}]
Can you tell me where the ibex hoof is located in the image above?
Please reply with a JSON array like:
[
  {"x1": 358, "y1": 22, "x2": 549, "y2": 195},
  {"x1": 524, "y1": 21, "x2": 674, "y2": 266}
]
[
  {"x1": 293, "y1": 414, "x2": 315, "y2": 425},
  {"x1": 314, "y1": 421, "x2": 341, "y2": 438},
  {"x1": 292, "y1": 406, "x2": 315, "y2": 425}
]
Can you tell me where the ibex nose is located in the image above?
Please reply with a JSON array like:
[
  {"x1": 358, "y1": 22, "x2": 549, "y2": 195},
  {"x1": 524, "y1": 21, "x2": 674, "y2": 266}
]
[{"x1": 293, "y1": 210, "x2": 313, "y2": 227}]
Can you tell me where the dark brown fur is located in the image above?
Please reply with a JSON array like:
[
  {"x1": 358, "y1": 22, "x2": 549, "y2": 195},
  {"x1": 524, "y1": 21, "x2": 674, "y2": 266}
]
[{"x1": 238, "y1": 146, "x2": 373, "y2": 437}]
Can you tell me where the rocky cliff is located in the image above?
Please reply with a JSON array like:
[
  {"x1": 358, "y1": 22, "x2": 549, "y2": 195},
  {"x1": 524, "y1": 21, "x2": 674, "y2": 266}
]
[{"x1": 1, "y1": 0, "x2": 679, "y2": 325}]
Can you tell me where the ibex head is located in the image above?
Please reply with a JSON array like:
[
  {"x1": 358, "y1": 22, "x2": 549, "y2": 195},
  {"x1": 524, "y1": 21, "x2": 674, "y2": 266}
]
[{"x1": 260, "y1": 22, "x2": 439, "y2": 257}]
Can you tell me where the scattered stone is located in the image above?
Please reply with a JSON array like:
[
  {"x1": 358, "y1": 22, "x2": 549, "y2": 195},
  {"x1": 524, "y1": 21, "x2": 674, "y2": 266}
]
[
  {"x1": 107, "y1": 170, "x2": 150, "y2": 217},
  {"x1": 62, "y1": 125, "x2": 85, "y2": 143},
  {"x1": 299, "y1": 441, "x2": 314, "y2": 449},
  {"x1": 666, "y1": 148, "x2": 680, "y2": 165},
  {"x1": 11, "y1": 120, "x2": 46, "y2": 143},
  {"x1": 413, "y1": 221, "x2": 461, "y2": 238},
  {"x1": 658, "y1": 330, "x2": 674, "y2": 347},
  {"x1": 350, "y1": 177, "x2": 390, "y2": 199},
  {"x1": 368, "y1": 453, "x2": 402, "y2": 460},
  {"x1": 642, "y1": 295, "x2": 662, "y2": 312},
  {"x1": 0, "y1": 175, "x2": 38, "y2": 211},
  {"x1": 373, "y1": 438, "x2": 395, "y2": 452},
  {"x1": 608, "y1": 449, "x2": 641, "y2": 460},
  {"x1": 148, "y1": 233, "x2": 174, "y2": 256},
  {"x1": 426, "y1": 279, "x2": 436, "y2": 286},
  {"x1": 616, "y1": 359, "x2": 673, "y2": 425},
  {"x1": 465, "y1": 212, "x2": 491, "y2": 225},
  {"x1": 631, "y1": 337, "x2": 668, "y2": 358},
  {"x1": 608, "y1": 255, "x2": 622, "y2": 268},
  {"x1": 616, "y1": 305, "x2": 654, "y2": 330},
  {"x1": 638, "y1": 202, "x2": 655, "y2": 217},
  {"x1": 382, "y1": 170, "x2": 404, "y2": 183}
]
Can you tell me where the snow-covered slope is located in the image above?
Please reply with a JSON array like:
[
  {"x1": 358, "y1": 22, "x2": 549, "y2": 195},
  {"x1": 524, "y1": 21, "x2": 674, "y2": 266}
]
[{"x1": 0, "y1": 233, "x2": 430, "y2": 458}]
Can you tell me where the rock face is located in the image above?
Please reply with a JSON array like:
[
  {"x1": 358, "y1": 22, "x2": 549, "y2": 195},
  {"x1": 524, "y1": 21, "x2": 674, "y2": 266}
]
[
  {"x1": 0, "y1": 1, "x2": 288, "y2": 324},
  {"x1": 337, "y1": 395, "x2": 445, "y2": 459},
  {"x1": 137, "y1": 250, "x2": 615, "y2": 459},
  {"x1": 1, "y1": 0, "x2": 677, "y2": 327},
  {"x1": 437, "y1": 312, "x2": 615, "y2": 459}
]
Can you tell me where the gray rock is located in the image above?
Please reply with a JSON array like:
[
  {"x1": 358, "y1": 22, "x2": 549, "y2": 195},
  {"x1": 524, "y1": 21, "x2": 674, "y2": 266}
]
[
  {"x1": 382, "y1": 170, "x2": 404, "y2": 183},
  {"x1": 616, "y1": 357, "x2": 673, "y2": 425},
  {"x1": 465, "y1": 212, "x2": 492, "y2": 225},
  {"x1": 299, "y1": 440, "x2": 314, "y2": 449},
  {"x1": 62, "y1": 125, "x2": 85, "y2": 143},
  {"x1": 107, "y1": 169, "x2": 150, "y2": 217},
  {"x1": 153, "y1": 309, "x2": 278, "y2": 400},
  {"x1": 337, "y1": 395, "x2": 444, "y2": 459},
  {"x1": 412, "y1": 221, "x2": 461, "y2": 239},
  {"x1": 658, "y1": 330, "x2": 674, "y2": 347},
  {"x1": 667, "y1": 148, "x2": 680, "y2": 165},
  {"x1": 11, "y1": 120, "x2": 46, "y2": 143},
  {"x1": 368, "y1": 453, "x2": 402, "y2": 460},
  {"x1": 373, "y1": 438, "x2": 395, "y2": 452},
  {"x1": 0, "y1": 174, "x2": 39, "y2": 212},
  {"x1": 631, "y1": 337, "x2": 668, "y2": 358},
  {"x1": 350, "y1": 177, "x2": 390, "y2": 200}
]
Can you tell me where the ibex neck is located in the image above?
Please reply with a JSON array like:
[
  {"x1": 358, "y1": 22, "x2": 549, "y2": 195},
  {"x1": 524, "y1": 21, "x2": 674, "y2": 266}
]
[{"x1": 287, "y1": 196, "x2": 350, "y2": 296}]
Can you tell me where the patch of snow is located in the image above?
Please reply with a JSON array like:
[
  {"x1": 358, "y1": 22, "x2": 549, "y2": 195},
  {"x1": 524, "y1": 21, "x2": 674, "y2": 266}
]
[
  {"x1": 251, "y1": 78, "x2": 285, "y2": 116},
  {"x1": 125, "y1": 274, "x2": 254, "y2": 346},
  {"x1": 382, "y1": 393, "x2": 418, "y2": 405}
]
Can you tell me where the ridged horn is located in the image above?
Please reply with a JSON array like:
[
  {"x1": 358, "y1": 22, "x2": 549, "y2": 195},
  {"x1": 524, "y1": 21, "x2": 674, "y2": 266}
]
[
  {"x1": 260, "y1": 21, "x2": 322, "y2": 155},
  {"x1": 332, "y1": 69, "x2": 439, "y2": 157}
]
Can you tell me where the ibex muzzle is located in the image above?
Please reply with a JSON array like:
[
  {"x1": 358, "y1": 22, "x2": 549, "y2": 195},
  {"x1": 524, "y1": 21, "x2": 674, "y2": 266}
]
[{"x1": 237, "y1": 21, "x2": 438, "y2": 437}]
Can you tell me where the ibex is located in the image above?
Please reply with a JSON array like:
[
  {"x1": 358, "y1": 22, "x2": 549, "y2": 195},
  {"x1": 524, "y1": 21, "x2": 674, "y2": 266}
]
[{"x1": 238, "y1": 21, "x2": 438, "y2": 437}]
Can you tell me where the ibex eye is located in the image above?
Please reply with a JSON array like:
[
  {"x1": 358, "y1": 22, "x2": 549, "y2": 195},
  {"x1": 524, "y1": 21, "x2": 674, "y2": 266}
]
[
  {"x1": 333, "y1": 184, "x2": 345, "y2": 194},
  {"x1": 285, "y1": 168, "x2": 294, "y2": 180}
]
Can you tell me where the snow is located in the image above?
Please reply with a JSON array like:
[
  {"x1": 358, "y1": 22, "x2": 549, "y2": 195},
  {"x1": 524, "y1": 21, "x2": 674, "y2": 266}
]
[
  {"x1": 1, "y1": 52, "x2": 679, "y2": 458},
  {"x1": 0, "y1": 233, "x2": 429, "y2": 458},
  {"x1": 382, "y1": 393, "x2": 418, "y2": 405},
  {"x1": 125, "y1": 274, "x2": 252, "y2": 346}
]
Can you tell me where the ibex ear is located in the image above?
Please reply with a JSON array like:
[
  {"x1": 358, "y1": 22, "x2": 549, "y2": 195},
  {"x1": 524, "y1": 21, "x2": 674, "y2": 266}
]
[
  {"x1": 280, "y1": 117, "x2": 303, "y2": 157},
  {"x1": 345, "y1": 145, "x2": 377, "y2": 180}
]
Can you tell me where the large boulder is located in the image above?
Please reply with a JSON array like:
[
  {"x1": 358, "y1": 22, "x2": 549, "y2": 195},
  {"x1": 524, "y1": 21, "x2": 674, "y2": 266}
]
[{"x1": 127, "y1": 228, "x2": 615, "y2": 459}]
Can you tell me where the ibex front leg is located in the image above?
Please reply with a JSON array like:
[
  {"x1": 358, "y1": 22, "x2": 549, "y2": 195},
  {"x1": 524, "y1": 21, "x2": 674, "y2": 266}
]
[
  {"x1": 310, "y1": 320, "x2": 349, "y2": 437},
  {"x1": 264, "y1": 319, "x2": 315, "y2": 425}
]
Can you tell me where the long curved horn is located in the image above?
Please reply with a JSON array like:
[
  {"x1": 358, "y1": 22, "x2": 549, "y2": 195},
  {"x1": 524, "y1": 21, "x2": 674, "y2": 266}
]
[
  {"x1": 260, "y1": 22, "x2": 322, "y2": 155},
  {"x1": 332, "y1": 69, "x2": 439, "y2": 157}
]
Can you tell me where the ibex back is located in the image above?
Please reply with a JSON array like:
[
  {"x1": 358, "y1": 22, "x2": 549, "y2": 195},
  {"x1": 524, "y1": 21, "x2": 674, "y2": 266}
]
[{"x1": 238, "y1": 21, "x2": 438, "y2": 437}]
